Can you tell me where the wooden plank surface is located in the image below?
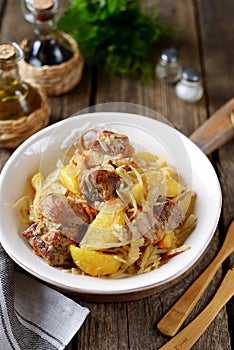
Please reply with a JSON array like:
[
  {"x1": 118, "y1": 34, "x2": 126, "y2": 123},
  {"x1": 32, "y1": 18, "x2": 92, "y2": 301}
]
[{"x1": 0, "y1": 0, "x2": 233, "y2": 349}]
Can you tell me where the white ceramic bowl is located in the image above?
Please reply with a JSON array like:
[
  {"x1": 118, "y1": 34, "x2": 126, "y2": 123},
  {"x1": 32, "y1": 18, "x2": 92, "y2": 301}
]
[{"x1": 0, "y1": 112, "x2": 222, "y2": 301}]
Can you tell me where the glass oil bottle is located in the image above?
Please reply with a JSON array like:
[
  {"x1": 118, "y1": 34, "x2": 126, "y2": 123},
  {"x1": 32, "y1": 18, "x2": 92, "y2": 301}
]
[
  {"x1": 21, "y1": 0, "x2": 73, "y2": 67},
  {"x1": 0, "y1": 42, "x2": 42, "y2": 121}
]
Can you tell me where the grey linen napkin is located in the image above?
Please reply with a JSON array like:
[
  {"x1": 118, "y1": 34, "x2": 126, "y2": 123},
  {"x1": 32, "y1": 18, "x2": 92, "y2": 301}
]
[{"x1": 0, "y1": 244, "x2": 90, "y2": 350}]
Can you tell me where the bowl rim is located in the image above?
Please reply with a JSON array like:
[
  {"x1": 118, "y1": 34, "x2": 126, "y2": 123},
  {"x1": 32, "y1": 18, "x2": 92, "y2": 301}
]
[{"x1": 0, "y1": 111, "x2": 222, "y2": 295}]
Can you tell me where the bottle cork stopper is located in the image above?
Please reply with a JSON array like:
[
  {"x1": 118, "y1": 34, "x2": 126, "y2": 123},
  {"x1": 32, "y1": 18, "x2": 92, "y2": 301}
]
[
  {"x1": 0, "y1": 44, "x2": 16, "y2": 61},
  {"x1": 32, "y1": 0, "x2": 54, "y2": 11}
]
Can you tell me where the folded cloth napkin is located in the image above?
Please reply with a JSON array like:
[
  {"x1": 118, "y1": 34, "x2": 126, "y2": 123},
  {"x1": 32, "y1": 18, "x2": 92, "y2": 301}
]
[{"x1": 0, "y1": 244, "x2": 90, "y2": 350}]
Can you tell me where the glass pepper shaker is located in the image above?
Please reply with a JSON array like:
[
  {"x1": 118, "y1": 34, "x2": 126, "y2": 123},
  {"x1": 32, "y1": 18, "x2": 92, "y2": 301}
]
[
  {"x1": 155, "y1": 48, "x2": 182, "y2": 84},
  {"x1": 0, "y1": 42, "x2": 42, "y2": 121},
  {"x1": 175, "y1": 67, "x2": 204, "y2": 103},
  {"x1": 21, "y1": 0, "x2": 73, "y2": 67}
]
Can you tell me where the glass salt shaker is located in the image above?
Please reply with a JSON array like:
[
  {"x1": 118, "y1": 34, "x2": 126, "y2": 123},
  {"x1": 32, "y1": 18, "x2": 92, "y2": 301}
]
[
  {"x1": 0, "y1": 42, "x2": 42, "y2": 120},
  {"x1": 175, "y1": 67, "x2": 203, "y2": 103},
  {"x1": 21, "y1": 0, "x2": 73, "y2": 67},
  {"x1": 155, "y1": 48, "x2": 182, "y2": 84}
]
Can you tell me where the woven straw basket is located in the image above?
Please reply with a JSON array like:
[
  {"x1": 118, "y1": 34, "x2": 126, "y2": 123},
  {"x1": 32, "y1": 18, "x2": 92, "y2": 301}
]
[
  {"x1": 0, "y1": 84, "x2": 50, "y2": 149},
  {"x1": 19, "y1": 33, "x2": 84, "y2": 96}
]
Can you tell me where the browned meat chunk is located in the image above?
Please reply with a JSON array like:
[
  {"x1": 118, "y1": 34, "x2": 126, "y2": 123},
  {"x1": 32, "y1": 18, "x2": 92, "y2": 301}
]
[
  {"x1": 153, "y1": 195, "x2": 175, "y2": 222},
  {"x1": 39, "y1": 193, "x2": 89, "y2": 242},
  {"x1": 84, "y1": 131, "x2": 134, "y2": 168},
  {"x1": 92, "y1": 130, "x2": 134, "y2": 157},
  {"x1": 39, "y1": 193, "x2": 89, "y2": 226},
  {"x1": 153, "y1": 195, "x2": 186, "y2": 231},
  {"x1": 22, "y1": 221, "x2": 75, "y2": 267},
  {"x1": 131, "y1": 211, "x2": 156, "y2": 237},
  {"x1": 80, "y1": 169, "x2": 120, "y2": 204}
]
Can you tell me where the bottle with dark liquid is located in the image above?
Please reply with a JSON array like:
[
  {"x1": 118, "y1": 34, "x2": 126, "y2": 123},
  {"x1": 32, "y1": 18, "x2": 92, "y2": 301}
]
[
  {"x1": 0, "y1": 42, "x2": 42, "y2": 121},
  {"x1": 21, "y1": 0, "x2": 73, "y2": 67}
]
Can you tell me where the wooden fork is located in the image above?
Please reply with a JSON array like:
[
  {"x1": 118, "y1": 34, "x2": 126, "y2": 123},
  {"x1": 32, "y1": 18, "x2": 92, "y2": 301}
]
[
  {"x1": 157, "y1": 219, "x2": 234, "y2": 337},
  {"x1": 159, "y1": 265, "x2": 234, "y2": 350}
]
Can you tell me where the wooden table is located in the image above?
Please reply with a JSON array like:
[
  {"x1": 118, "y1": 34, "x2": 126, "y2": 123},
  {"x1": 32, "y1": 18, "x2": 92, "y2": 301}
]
[{"x1": 1, "y1": 0, "x2": 233, "y2": 349}]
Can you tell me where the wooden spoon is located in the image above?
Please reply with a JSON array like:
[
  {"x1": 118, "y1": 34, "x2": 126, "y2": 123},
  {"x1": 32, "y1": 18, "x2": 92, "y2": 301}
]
[
  {"x1": 157, "y1": 219, "x2": 234, "y2": 337},
  {"x1": 158, "y1": 265, "x2": 234, "y2": 350},
  {"x1": 189, "y1": 98, "x2": 234, "y2": 155}
]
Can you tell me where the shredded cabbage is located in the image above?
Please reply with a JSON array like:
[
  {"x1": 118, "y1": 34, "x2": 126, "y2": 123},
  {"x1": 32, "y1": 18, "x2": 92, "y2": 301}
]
[{"x1": 22, "y1": 129, "x2": 197, "y2": 278}]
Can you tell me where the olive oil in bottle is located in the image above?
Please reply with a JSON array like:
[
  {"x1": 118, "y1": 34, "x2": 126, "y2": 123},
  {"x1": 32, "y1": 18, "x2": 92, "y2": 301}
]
[
  {"x1": 0, "y1": 42, "x2": 42, "y2": 121},
  {"x1": 21, "y1": 0, "x2": 73, "y2": 67}
]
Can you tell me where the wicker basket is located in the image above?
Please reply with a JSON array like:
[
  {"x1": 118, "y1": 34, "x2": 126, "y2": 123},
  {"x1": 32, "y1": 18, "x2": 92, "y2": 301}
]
[
  {"x1": 0, "y1": 84, "x2": 50, "y2": 149},
  {"x1": 19, "y1": 33, "x2": 84, "y2": 96}
]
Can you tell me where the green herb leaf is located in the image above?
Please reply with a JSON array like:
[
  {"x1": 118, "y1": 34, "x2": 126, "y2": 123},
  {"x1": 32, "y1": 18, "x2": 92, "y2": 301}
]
[{"x1": 58, "y1": 0, "x2": 177, "y2": 83}]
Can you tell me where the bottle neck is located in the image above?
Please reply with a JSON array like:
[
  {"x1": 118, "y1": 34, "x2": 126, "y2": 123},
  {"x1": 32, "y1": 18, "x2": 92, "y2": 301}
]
[
  {"x1": 33, "y1": 19, "x2": 56, "y2": 38},
  {"x1": 22, "y1": 0, "x2": 59, "y2": 38},
  {"x1": 0, "y1": 63, "x2": 21, "y2": 87}
]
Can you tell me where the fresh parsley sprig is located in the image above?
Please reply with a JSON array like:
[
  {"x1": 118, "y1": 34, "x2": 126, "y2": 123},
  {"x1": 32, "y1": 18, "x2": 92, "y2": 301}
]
[{"x1": 58, "y1": 0, "x2": 177, "y2": 83}]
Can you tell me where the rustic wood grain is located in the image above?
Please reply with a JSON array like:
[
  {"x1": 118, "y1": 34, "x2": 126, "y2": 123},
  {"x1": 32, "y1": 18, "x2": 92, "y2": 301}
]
[
  {"x1": 159, "y1": 267, "x2": 234, "y2": 350},
  {"x1": 197, "y1": 1, "x2": 234, "y2": 348},
  {"x1": 0, "y1": 0, "x2": 233, "y2": 349},
  {"x1": 157, "y1": 220, "x2": 234, "y2": 337},
  {"x1": 74, "y1": 1, "x2": 232, "y2": 350}
]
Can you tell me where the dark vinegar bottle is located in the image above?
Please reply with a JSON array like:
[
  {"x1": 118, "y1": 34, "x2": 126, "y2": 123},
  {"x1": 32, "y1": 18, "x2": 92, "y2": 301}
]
[{"x1": 22, "y1": 0, "x2": 73, "y2": 67}]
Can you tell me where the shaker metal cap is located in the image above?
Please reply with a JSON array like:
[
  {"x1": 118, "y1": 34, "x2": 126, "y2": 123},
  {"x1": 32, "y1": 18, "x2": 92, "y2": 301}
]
[
  {"x1": 161, "y1": 48, "x2": 179, "y2": 63},
  {"x1": 182, "y1": 67, "x2": 201, "y2": 82}
]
